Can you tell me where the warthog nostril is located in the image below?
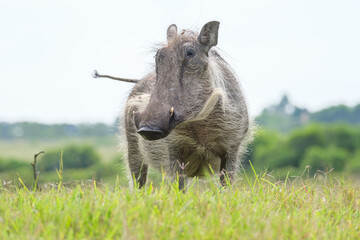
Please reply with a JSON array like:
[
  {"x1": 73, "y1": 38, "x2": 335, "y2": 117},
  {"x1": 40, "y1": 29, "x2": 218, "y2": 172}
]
[{"x1": 137, "y1": 126, "x2": 164, "y2": 141}]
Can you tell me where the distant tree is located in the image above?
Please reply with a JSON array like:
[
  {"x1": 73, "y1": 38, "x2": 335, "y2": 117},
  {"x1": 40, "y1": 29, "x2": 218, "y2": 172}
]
[
  {"x1": 255, "y1": 95, "x2": 309, "y2": 132},
  {"x1": 256, "y1": 96, "x2": 360, "y2": 132},
  {"x1": 311, "y1": 105, "x2": 350, "y2": 123}
]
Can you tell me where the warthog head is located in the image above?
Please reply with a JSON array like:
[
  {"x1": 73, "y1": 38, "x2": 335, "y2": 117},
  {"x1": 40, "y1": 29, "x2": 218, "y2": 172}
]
[{"x1": 136, "y1": 21, "x2": 220, "y2": 140}]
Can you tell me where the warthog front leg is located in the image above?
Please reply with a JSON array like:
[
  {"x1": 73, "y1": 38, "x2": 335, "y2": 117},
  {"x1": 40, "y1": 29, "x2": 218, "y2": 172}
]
[
  {"x1": 168, "y1": 146, "x2": 187, "y2": 191},
  {"x1": 220, "y1": 152, "x2": 237, "y2": 186},
  {"x1": 127, "y1": 145, "x2": 148, "y2": 188},
  {"x1": 176, "y1": 160, "x2": 189, "y2": 191},
  {"x1": 129, "y1": 160, "x2": 148, "y2": 188}
]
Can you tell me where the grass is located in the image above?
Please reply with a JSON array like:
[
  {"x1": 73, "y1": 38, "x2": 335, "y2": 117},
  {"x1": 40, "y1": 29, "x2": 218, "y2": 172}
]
[{"x1": 1, "y1": 170, "x2": 360, "y2": 239}]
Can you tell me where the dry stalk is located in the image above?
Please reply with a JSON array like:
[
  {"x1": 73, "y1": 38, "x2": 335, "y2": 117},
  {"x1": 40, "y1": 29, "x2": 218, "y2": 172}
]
[{"x1": 31, "y1": 151, "x2": 45, "y2": 190}]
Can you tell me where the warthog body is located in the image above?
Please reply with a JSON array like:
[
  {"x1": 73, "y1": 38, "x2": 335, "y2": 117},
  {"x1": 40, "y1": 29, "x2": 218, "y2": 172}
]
[{"x1": 124, "y1": 21, "x2": 253, "y2": 189}]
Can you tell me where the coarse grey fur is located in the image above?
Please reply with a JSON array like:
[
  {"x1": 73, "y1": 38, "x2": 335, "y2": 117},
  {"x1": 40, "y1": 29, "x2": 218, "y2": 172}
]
[{"x1": 123, "y1": 21, "x2": 254, "y2": 189}]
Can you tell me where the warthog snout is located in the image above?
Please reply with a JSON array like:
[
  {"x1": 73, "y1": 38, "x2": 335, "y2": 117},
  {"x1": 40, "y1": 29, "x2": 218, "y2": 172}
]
[
  {"x1": 137, "y1": 125, "x2": 164, "y2": 141},
  {"x1": 136, "y1": 108, "x2": 182, "y2": 141}
]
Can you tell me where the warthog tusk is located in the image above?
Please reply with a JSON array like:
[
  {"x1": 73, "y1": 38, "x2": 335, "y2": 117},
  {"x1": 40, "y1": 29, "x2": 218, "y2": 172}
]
[
  {"x1": 92, "y1": 70, "x2": 139, "y2": 84},
  {"x1": 170, "y1": 107, "x2": 174, "y2": 117}
]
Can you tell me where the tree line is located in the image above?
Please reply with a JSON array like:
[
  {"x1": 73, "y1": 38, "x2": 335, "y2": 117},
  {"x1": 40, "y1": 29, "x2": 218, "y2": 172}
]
[
  {"x1": 256, "y1": 95, "x2": 360, "y2": 132},
  {"x1": 247, "y1": 124, "x2": 360, "y2": 176}
]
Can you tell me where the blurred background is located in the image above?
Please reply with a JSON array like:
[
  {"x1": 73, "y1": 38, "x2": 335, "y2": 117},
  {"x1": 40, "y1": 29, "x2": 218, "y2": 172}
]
[{"x1": 1, "y1": 1, "x2": 360, "y2": 186}]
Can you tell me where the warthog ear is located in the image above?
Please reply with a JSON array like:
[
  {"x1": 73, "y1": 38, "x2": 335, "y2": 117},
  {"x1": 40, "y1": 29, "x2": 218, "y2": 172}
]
[
  {"x1": 198, "y1": 21, "x2": 220, "y2": 55},
  {"x1": 167, "y1": 24, "x2": 178, "y2": 41}
]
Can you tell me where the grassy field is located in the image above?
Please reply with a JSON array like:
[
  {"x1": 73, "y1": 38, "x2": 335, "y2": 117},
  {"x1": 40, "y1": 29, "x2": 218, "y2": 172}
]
[
  {"x1": 1, "y1": 171, "x2": 359, "y2": 239},
  {"x1": 0, "y1": 137, "x2": 126, "y2": 187},
  {"x1": 0, "y1": 136, "x2": 120, "y2": 163}
]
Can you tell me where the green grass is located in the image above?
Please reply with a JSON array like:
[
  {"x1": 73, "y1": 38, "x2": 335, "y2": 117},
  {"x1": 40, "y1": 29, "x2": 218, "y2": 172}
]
[{"x1": 1, "y1": 172, "x2": 359, "y2": 239}]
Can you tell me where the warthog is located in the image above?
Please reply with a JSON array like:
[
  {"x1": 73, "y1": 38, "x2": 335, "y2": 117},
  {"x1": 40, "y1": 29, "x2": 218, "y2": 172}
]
[{"x1": 123, "y1": 21, "x2": 253, "y2": 189}]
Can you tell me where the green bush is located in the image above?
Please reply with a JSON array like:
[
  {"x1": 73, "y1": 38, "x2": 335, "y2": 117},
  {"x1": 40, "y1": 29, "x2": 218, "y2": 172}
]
[
  {"x1": 300, "y1": 146, "x2": 350, "y2": 173},
  {"x1": 247, "y1": 130, "x2": 295, "y2": 170},
  {"x1": 323, "y1": 125, "x2": 360, "y2": 153},
  {"x1": 0, "y1": 157, "x2": 28, "y2": 172},
  {"x1": 285, "y1": 125, "x2": 327, "y2": 167},
  {"x1": 38, "y1": 145, "x2": 100, "y2": 172},
  {"x1": 250, "y1": 125, "x2": 328, "y2": 170},
  {"x1": 0, "y1": 157, "x2": 6, "y2": 171},
  {"x1": 345, "y1": 150, "x2": 360, "y2": 174},
  {"x1": 249, "y1": 124, "x2": 360, "y2": 172}
]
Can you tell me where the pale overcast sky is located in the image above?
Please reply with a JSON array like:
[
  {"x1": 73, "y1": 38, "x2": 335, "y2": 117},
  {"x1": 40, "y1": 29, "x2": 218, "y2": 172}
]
[{"x1": 1, "y1": 1, "x2": 359, "y2": 124}]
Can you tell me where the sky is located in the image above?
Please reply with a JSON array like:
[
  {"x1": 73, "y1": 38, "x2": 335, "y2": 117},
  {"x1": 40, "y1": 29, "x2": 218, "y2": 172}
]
[{"x1": 1, "y1": 0, "x2": 359, "y2": 124}]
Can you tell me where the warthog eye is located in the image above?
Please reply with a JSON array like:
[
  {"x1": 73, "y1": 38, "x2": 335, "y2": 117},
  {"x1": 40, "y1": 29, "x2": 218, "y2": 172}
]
[
  {"x1": 186, "y1": 49, "x2": 195, "y2": 57},
  {"x1": 158, "y1": 53, "x2": 165, "y2": 62}
]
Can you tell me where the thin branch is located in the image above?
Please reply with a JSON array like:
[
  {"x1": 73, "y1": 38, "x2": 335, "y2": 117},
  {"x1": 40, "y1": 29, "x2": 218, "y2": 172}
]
[
  {"x1": 31, "y1": 151, "x2": 45, "y2": 190},
  {"x1": 92, "y1": 70, "x2": 139, "y2": 84}
]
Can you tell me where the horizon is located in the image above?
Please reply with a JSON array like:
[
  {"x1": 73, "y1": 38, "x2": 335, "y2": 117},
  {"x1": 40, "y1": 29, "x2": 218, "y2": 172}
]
[{"x1": 1, "y1": 95, "x2": 358, "y2": 125}]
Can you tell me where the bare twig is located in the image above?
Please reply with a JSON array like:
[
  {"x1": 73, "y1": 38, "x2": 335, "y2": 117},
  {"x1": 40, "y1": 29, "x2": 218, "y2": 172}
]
[
  {"x1": 31, "y1": 151, "x2": 45, "y2": 190},
  {"x1": 92, "y1": 70, "x2": 139, "y2": 84},
  {"x1": 177, "y1": 160, "x2": 189, "y2": 176}
]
